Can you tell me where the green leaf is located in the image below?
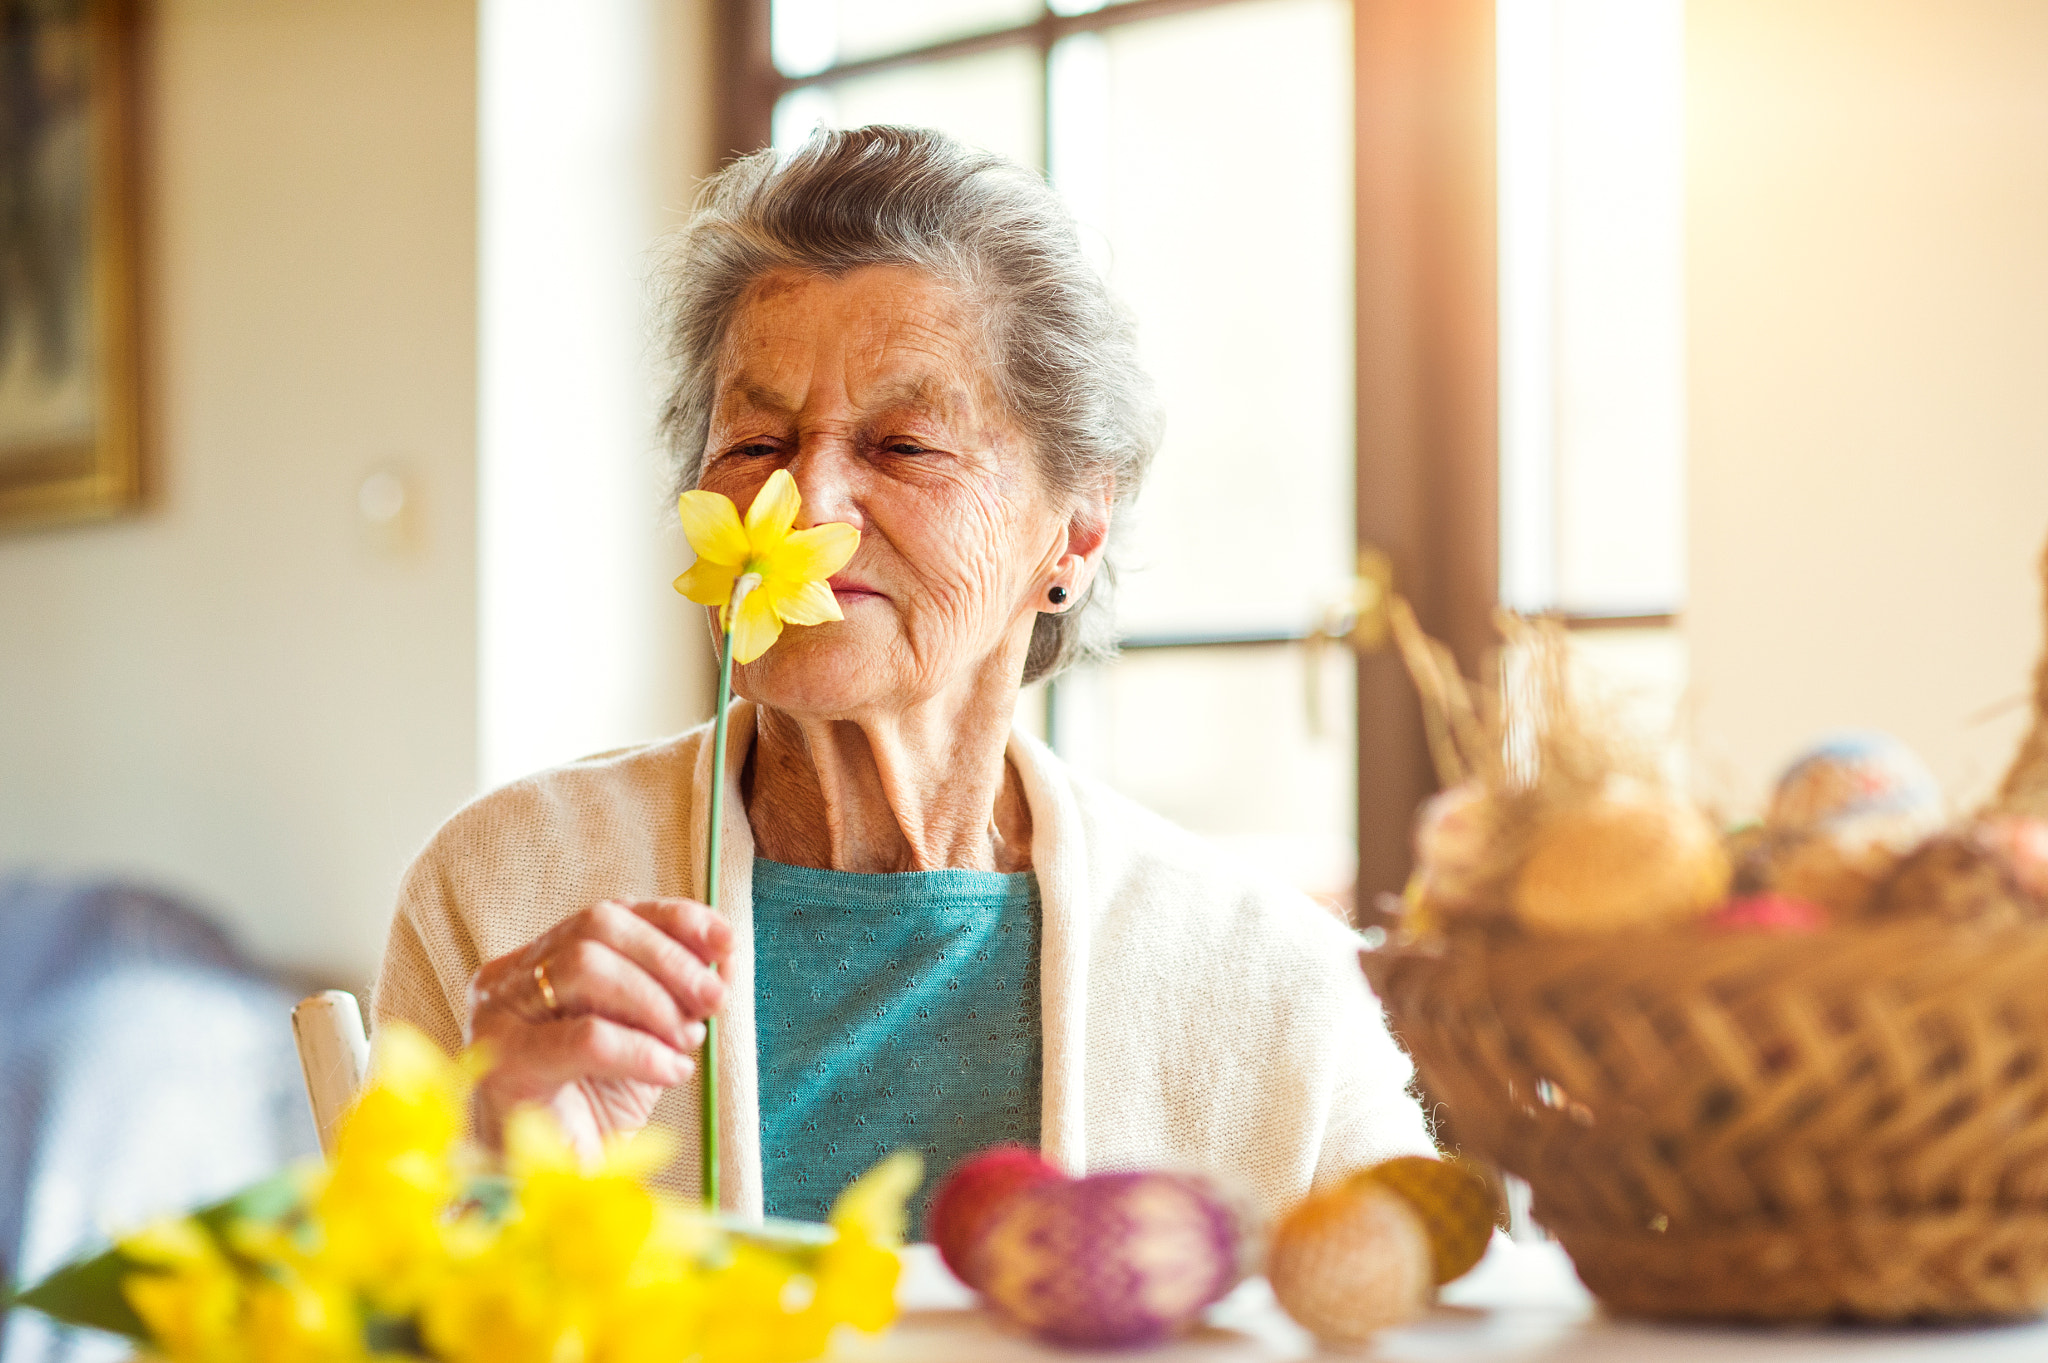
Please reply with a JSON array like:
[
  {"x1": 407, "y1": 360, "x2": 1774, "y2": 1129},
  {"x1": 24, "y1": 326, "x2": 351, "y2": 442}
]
[
  {"x1": 8, "y1": 1247, "x2": 151, "y2": 1343},
  {"x1": 8, "y1": 1170, "x2": 311, "y2": 1342},
  {"x1": 206, "y1": 1169, "x2": 309, "y2": 1231},
  {"x1": 718, "y1": 1213, "x2": 836, "y2": 1248}
]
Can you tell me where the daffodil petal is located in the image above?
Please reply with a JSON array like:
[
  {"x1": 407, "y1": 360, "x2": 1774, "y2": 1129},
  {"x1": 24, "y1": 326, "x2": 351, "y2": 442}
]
[
  {"x1": 770, "y1": 578, "x2": 843, "y2": 627},
  {"x1": 600, "y1": 1124, "x2": 679, "y2": 1180},
  {"x1": 728, "y1": 589, "x2": 784, "y2": 664},
  {"x1": 504, "y1": 1106, "x2": 577, "y2": 1177},
  {"x1": 677, "y1": 489, "x2": 749, "y2": 566},
  {"x1": 119, "y1": 1216, "x2": 217, "y2": 1267},
  {"x1": 762, "y1": 520, "x2": 860, "y2": 586},
  {"x1": 829, "y1": 1150, "x2": 923, "y2": 1245},
  {"x1": 743, "y1": 469, "x2": 801, "y2": 551},
  {"x1": 674, "y1": 559, "x2": 740, "y2": 607}
]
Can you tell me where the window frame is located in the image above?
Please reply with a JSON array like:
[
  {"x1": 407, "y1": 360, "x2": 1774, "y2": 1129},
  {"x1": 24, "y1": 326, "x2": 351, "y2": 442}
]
[{"x1": 715, "y1": 0, "x2": 1285, "y2": 171}]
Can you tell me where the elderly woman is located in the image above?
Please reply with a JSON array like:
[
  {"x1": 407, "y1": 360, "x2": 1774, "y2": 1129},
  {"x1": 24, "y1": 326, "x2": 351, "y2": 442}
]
[{"x1": 374, "y1": 126, "x2": 1433, "y2": 1226}]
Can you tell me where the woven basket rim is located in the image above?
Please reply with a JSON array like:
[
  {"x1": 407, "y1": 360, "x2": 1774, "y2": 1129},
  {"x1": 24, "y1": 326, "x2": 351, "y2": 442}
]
[{"x1": 1362, "y1": 918, "x2": 2048, "y2": 998}]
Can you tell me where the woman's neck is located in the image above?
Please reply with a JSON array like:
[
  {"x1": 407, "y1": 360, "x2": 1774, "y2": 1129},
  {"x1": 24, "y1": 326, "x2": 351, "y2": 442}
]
[{"x1": 743, "y1": 672, "x2": 1033, "y2": 874}]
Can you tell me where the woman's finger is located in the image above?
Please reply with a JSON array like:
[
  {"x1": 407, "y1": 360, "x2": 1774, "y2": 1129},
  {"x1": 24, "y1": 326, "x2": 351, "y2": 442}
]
[
  {"x1": 466, "y1": 898, "x2": 728, "y2": 1047},
  {"x1": 575, "y1": 899, "x2": 729, "y2": 1021},
  {"x1": 468, "y1": 949, "x2": 562, "y2": 1030},
  {"x1": 539, "y1": 935, "x2": 709, "y2": 1052},
  {"x1": 474, "y1": 1014, "x2": 695, "y2": 1104},
  {"x1": 622, "y1": 898, "x2": 735, "y2": 970}
]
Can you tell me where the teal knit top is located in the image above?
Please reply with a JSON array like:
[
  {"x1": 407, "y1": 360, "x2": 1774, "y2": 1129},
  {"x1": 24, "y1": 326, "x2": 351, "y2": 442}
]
[{"x1": 751, "y1": 856, "x2": 1043, "y2": 1232}]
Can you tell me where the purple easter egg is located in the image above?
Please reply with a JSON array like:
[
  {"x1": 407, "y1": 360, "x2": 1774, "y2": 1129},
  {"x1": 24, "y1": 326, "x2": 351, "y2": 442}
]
[{"x1": 974, "y1": 1171, "x2": 1239, "y2": 1348}]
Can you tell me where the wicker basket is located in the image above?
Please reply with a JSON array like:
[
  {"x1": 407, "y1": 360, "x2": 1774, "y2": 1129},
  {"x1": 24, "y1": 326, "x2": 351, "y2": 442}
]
[{"x1": 1364, "y1": 922, "x2": 2048, "y2": 1321}]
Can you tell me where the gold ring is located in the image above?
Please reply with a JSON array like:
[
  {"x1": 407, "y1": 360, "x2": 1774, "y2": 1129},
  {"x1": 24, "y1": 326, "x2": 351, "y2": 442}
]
[{"x1": 533, "y1": 960, "x2": 560, "y2": 1015}]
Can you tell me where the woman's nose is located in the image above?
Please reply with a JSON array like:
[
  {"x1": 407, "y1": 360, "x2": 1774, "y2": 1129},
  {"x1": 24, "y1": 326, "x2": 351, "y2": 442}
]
[{"x1": 787, "y1": 447, "x2": 864, "y2": 534}]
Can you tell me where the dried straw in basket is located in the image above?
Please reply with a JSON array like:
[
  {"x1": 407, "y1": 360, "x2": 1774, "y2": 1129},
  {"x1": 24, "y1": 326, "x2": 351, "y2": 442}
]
[
  {"x1": 1995, "y1": 540, "x2": 2048, "y2": 818},
  {"x1": 1386, "y1": 601, "x2": 1668, "y2": 925}
]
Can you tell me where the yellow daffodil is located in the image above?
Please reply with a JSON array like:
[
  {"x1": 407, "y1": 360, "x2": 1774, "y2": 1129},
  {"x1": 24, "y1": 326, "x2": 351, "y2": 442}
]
[
  {"x1": 675, "y1": 471, "x2": 857, "y2": 1205},
  {"x1": 241, "y1": 1275, "x2": 366, "y2": 1363},
  {"x1": 504, "y1": 1109, "x2": 661, "y2": 1294},
  {"x1": 420, "y1": 1255, "x2": 561, "y2": 1363},
  {"x1": 826, "y1": 1151, "x2": 921, "y2": 1248},
  {"x1": 808, "y1": 1151, "x2": 920, "y2": 1337},
  {"x1": 314, "y1": 1025, "x2": 479, "y2": 1314},
  {"x1": 119, "y1": 1218, "x2": 243, "y2": 1363},
  {"x1": 674, "y1": 469, "x2": 860, "y2": 664}
]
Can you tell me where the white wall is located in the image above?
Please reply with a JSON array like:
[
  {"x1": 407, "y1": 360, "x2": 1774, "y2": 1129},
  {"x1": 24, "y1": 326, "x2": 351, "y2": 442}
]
[
  {"x1": 0, "y1": 0, "x2": 723, "y2": 988},
  {"x1": 0, "y1": 0, "x2": 478, "y2": 988},
  {"x1": 478, "y1": 0, "x2": 718, "y2": 789},
  {"x1": 1687, "y1": 0, "x2": 2048, "y2": 814}
]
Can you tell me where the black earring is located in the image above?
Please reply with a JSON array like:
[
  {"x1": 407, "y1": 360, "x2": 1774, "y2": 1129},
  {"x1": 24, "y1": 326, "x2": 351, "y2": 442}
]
[{"x1": 1048, "y1": 585, "x2": 1069, "y2": 606}]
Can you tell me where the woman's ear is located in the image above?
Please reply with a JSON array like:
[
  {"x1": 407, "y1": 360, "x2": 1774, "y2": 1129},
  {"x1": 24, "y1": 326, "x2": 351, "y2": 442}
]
[{"x1": 1046, "y1": 482, "x2": 1115, "y2": 606}]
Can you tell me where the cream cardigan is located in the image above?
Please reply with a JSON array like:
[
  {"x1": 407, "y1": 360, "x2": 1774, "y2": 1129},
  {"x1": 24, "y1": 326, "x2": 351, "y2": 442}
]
[{"x1": 372, "y1": 704, "x2": 1436, "y2": 1220}]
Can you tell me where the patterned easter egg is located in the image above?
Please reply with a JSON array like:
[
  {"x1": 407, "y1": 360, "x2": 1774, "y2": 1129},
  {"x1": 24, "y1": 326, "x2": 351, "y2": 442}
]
[
  {"x1": 1512, "y1": 786, "x2": 1731, "y2": 935},
  {"x1": 1871, "y1": 818, "x2": 2048, "y2": 928},
  {"x1": 928, "y1": 1145, "x2": 1066, "y2": 1289},
  {"x1": 1356, "y1": 1157, "x2": 1499, "y2": 1285},
  {"x1": 1162, "y1": 1169, "x2": 1266, "y2": 1288},
  {"x1": 1767, "y1": 732, "x2": 1943, "y2": 839},
  {"x1": 1268, "y1": 1180, "x2": 1433, "y2": 1344},
  {"x1": 974, "y1": 1171, "x2": 1239, "y2": 1348}
]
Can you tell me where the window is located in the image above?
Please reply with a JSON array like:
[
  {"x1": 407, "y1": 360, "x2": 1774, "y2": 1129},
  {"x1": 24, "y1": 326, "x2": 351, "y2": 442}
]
[
  {"x1": 1497, "y1": 0, "x2": 1688, "y2": 770},
  {"x1": 729, "y1": 0, "x2": 1364, "y2": 909}
]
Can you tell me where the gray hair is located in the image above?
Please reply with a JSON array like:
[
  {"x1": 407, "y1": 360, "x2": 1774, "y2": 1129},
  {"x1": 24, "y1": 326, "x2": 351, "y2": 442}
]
[{"x1": 655, "y1": 125, "x2": 1163, "y2": 684}]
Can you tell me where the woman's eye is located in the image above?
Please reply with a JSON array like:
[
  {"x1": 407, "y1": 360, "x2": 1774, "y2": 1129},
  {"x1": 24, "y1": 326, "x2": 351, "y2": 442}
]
[
  {"x1": 885, "y1": 441, "x2": 932, "y2": 456},
  {"x1": 729, "y1": 442, "x2": 779, "y2": 459}
]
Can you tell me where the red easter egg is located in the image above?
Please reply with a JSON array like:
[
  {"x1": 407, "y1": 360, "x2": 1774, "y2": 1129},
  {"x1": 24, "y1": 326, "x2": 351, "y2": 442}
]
[
  {"x1": 928, "y1": 1145, "x2": 1066, "y2": 1288},
  {"x1": 1706, "y1": 893, "x2": 1829, "y2": 934}
]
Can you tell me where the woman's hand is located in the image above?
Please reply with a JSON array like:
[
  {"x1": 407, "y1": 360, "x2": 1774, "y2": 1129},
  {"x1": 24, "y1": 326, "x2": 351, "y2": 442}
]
[{"x1": 466, "y1": 898, "x2": 731, "y2": 1158}]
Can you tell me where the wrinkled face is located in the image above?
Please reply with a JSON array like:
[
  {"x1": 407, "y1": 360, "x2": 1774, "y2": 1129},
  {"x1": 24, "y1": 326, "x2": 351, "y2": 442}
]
[{"x1": 697, "y1": 265, "x2": 1090, "y2": 719}]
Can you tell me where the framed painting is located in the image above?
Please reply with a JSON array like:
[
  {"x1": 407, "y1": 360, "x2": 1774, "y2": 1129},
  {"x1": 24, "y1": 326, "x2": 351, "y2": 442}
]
[{"x1": 0, "y1": 0, "x2": 142, "y2": 532}]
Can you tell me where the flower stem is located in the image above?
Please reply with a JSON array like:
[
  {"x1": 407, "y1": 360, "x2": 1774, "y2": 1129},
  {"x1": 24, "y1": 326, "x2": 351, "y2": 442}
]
[
  {"x1": 701, "y1": 622, "x2": 736, "y2": 1210},
  {"x1": 700, "y1": 572, "x2": 757, "y2": 1212}
]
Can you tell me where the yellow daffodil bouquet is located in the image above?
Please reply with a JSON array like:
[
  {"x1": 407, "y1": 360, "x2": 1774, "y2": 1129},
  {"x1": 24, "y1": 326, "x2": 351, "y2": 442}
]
[{"x1": 8, "y1": 1025, "x2": 918, "y2": 1363}]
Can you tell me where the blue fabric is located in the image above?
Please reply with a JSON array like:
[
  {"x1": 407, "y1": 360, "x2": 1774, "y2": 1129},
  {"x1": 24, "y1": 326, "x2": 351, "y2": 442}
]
[
  {"x1": 752, "y1": 857, "x2": 1042, "y2": 1232},
  {"x1": 0, "y1": 878, "x2": 316, "y2": 1363}
]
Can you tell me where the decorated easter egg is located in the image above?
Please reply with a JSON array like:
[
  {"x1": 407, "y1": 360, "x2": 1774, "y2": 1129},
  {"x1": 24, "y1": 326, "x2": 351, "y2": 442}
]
[
  {"x1": 1412, "y1": 783, "x2": 1501, "y2": 918},
  {"x1": 1767, "y1": 732, "x2": 1943, "y2": 841},
  {"x1": 1872, "y1": 819, "x2": 2048, "y2": 928},
  {"x1": 928, "y1": 1145, "x2": 1066, "y2": 1289},
  {"x1": 1511, "y1": 786, "x2": 1731, "y2": 935},
  {"x1": 1267, "y1": 1180, "x2": 1433, "y2": 1344},
  {"x1": 1164, "y1": 1169, "x2": 1266, "y2": 1289},
  {"x1": 1981, "y1": 814, "x2": 2048, "y2": 904},
  {"x1": 1356, "y1": 1157, "x2": 1499, "y2": 1285},
  {"x1": 1706, "y1": 893, "x2": 1829, "y2": 934},
  {"x1": 974, "y1": 1171, "x2": 1239, "y2": 1348},
  {"x1": 1736, "y1": 829, "x2": 1897, "y2": 920}
]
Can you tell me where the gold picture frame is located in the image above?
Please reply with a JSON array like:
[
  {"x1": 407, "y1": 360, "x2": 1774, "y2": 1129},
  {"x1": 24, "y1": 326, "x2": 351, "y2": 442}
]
[{"x1": 0, "y1": 0, "x2": 143, "y2": 532}]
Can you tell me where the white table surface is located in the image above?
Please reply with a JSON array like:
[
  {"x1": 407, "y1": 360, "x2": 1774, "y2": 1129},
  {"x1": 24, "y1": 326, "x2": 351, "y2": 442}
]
[{"x1": 864, "y1": 1237, "x2": 2048, "y2": 1361}]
